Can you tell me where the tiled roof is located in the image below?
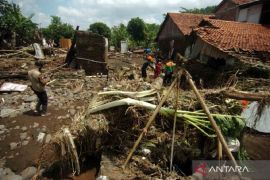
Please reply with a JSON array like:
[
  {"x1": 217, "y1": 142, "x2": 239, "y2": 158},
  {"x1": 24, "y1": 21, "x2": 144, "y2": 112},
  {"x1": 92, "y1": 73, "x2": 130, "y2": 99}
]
[
  {"x1": 231, "y1": 0, "x2": 258, "y2": 5},
  {"x1": 196, "y1": 19, "x2": 270, "y2": 52},
  {"x1": 168, "y1": 13, "x2": 211, "y2": 35}
]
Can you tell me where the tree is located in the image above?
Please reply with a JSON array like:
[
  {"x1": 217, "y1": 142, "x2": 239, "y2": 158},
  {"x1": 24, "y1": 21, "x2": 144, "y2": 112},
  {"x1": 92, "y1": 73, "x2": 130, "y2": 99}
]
[
  {"x1": 127, "y1": 17, "x2": 145, "y2": 44},
  {"x1": 180, "y1": 5, "x2": 217, "y2": 15},
  {"x1": 89, "y1": 22, "x2": 111, "y2": 39},
  {"x1": 0, "y1": 0, "x2": 38, "y2": 47},
  {"x1": 111, "y1": 23, "x2": 128, "y2": 49},
  {"x1": 42, "y1": 16, "x2": 74, "y2": 45},
  {"x1": 144, "y1": 23, "x2": 160, "y2": 48}
]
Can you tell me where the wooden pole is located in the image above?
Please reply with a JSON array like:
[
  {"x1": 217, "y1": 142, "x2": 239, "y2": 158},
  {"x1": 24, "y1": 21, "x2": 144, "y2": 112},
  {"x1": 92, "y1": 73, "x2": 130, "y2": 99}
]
[
  {"x1": 123, "y1": 72, "x2": 181, "y2": 168},
  {"x1": 169, "y1": 75, "x2": 180, "y2": 172},
  {"x1": 184, "y1": 70, "x2": 238, "y2": 168},
  {"x1": 217, "y1": 139, "x2": 222, "y2": 160}
]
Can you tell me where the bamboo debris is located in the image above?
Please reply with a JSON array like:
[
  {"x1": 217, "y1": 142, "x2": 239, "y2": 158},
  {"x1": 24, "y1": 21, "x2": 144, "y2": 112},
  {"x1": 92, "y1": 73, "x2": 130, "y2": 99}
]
[
  {"x1": 170, "y1": 76, "x2": 180, "y2": 172},
  {"x1": 0, "y1": 48, "x2": 34, "y2": 58},
  {"x1": 205, "y1": 88, "x2": 270, "y2": 101},
  {"x1": 63, "y1": 128, "x2": 80, "y2": 175},
  {"x1": 123, "y1": 75, "x2": 179, "y2": 168},
  {"x1": 184, "y1": 70, "x2": 239, "y2": 173},
  {"x1": 221, "y1": 88, "x2": 270, "y2": 101}
]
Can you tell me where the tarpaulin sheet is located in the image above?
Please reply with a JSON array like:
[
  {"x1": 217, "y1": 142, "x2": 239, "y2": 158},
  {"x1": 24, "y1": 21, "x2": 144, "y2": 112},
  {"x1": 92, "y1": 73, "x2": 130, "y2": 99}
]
[{"x1": 241, "y1": 102, "x2": 270, "y2": 133}]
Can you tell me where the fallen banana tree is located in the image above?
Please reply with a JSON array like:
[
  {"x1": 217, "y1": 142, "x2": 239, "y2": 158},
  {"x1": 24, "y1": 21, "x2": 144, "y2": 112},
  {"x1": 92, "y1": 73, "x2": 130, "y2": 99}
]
[
  {"x1": 98, "y1": 89, "x2": 157, "y2": 99},
  {"x1": 87, "y1": 97, "x2": 245, "y2": 138}
]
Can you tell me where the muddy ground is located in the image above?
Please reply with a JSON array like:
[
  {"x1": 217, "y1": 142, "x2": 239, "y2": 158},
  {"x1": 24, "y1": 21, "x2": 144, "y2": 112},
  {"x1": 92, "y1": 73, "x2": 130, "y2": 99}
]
[{"x1": 0, "y1": 52, "x2": 145, "y2": 179}]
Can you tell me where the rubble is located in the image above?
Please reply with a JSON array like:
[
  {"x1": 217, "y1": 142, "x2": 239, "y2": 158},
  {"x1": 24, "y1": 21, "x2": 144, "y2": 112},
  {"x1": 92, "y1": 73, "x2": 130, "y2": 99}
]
[{"x1": 1, "y1": 43, "x2": 270, "y2": 179}]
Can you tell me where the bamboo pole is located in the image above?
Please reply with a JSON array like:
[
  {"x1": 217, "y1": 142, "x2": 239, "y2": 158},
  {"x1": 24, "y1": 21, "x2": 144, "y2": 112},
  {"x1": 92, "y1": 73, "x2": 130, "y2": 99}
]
[
  {"x1": 217, "y1": 139, "x2": 222, "y2": 160},
  {"x1": 123, "y1": 72, "x2": 181, "y2": 168},
  {"x1": 170, "y1": 75, "x2": 180, "y2": 172},
  {"x1": 184, "y1": 70, "x2": 239, "y2": 169}
]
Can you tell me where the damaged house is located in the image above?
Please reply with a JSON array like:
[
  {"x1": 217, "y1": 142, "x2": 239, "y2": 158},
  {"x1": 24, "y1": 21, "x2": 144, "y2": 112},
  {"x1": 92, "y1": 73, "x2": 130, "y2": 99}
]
[
  {"x1": 185, "y1": 19, "x2": 270, "y2": 70},
  {"x1": 156, "y1": 13, "x2": 212, "y2": 56},
  {"x1": 75, "y1": 31, "x2": 108, "y2": 75},
  {"x1": 215, "y1": 0, "x2": 270, "y2": 24}
]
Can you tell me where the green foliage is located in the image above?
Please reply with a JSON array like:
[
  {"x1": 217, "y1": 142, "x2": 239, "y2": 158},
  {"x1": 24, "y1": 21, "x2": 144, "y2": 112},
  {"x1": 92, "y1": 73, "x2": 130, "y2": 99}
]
[
  {"x1": 127, "y1": 17, "x2": 145, "y2": 44},
  {"x1": 42, "y1": 16, "x2": 74, "y2": 45},
  {"x1": 214, "y1": 116, "x2": 246, "y2": 138},
  {"x1": 144, "y1": 23, "x2": 160, "y2": 48},
  {"x1": 111, "y1": 23, "x2": 128, "y2": 49},
  {"x1": 180, "y1": 5, "x2": 217, "y2": 15},
  {"x1": 0, "y1": 0, "x2": 38, "y2": 46},
  {"x1": 89, "y1": 22, "x2": 111, "y2": 39}
]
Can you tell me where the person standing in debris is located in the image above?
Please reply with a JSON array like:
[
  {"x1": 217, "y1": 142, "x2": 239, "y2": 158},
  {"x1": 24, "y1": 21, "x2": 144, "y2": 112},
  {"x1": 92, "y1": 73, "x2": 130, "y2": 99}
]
[
  {"x1": 154, "y1": 60, "x2": 163, "y2": 78},
  {"x1": 47, "y1": 39, "x2": 55, "y2": 56},
  {"x1": 28, "y1": 61, "x2": 49, "y2": 116},
  {"x1": 141, "y1": 49, "x2": 155, "y2": 79},
  {"x1": 164, "y1": 61, "x2": 176, "y2": 85}
]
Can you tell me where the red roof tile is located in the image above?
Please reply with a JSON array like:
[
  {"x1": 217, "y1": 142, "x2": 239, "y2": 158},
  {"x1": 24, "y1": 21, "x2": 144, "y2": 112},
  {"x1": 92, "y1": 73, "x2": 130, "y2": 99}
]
[
  {"x1": 196, "y1": 19, "x2": 270, "y2": 52},
  {"x1": 168, "y1": 13, "x2": 211, "y2": 36},
  {"x1": 231, "y1": 0, "x2": 258, "y2": 5}
]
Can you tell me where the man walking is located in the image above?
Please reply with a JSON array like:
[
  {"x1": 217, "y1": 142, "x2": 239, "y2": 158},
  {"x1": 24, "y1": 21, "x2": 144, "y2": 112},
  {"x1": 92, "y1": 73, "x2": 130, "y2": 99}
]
[{"x1": 28, "y1": 61, "x2": 49, "y2": 116}]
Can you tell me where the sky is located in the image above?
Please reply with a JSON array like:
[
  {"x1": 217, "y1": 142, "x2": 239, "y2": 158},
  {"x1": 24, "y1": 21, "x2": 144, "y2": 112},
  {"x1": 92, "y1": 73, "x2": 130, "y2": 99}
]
[{"x1": 10, "y1": 0, "x2": 222, "y2": 30}]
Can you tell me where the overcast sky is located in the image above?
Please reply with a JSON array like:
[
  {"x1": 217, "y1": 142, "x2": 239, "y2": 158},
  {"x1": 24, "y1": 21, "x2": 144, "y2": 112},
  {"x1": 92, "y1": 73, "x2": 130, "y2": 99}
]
[{"x1": 10, "y1": 0, "x2": 222, "y2": 30}]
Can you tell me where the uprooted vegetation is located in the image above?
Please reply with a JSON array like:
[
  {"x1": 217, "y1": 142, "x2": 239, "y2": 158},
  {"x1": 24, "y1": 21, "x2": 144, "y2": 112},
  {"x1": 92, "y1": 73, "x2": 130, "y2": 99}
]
[
  {"x1": 1, "y1": 46, "x2": 270, "y2": 179},
  {"x1": 35, "y1": 64, "x2": 254, "y2": 179}
]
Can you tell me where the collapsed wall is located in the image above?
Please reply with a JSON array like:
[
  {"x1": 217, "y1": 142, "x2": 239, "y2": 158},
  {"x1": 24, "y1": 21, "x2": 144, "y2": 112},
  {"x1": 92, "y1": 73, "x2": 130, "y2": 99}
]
[{"x1": 76, "y1": 31, "x2": 108, "y2": 75}]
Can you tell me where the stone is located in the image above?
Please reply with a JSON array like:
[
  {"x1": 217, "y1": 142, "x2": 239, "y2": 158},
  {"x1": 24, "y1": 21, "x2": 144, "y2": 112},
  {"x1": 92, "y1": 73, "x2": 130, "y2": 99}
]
[
  {"x1": 45, "y1": 134, "x2": 52, "y2": 143},
  {"x1": 21, "y1": 127, "x2": 27, "y2": 131},
  {"x1": 10, "y1": 142, "x2": 17, "y2": 150},
  {"x1": 11, "y1": 121, "x2": 16, "y2": 124},
  {"x1": 0, "y1": 168, "x2": 3, "y2": 179},
  {"x1": 33, "y1": 123, "x2": 39, "y2": 128},
  {"x1": 0, "y1": 109, "x2": 15, "y2": 118},
  {"x1": 41, "y1": 126, "x2": 47, "y2": 133},
  {"x1": 24, "y1": 95, "x2": 36, "y2": 102},
  {"x1": 0, "y1": 125, "x2": 5, "y2": 130},
  {"x1": 20, "y1": 167, "x2": 37, "y2": 180},
  {"x1": 37, "y1": 133, "x2": 45, "y2": 143},
  {"x1": 69, "y1": 109, "x2": 76, "y2": 115},
  {"x1": 0, "y1": 131, "x2": 4, "y2": 135},
  {"x1": 0, "y1": 158, "x2": 6, "y2": 168},
  {"x1": 14, "y1": 126, "x2": 20, "y2": 130},
  {"x1": 20, "y1": 133, "x2": 27, "y2": 140},
  {"x1": 3, "y1": 174, "x2": 22, "y2": 180},
  {"x1": 9, "y1": 112, "x2": 19, "y2": 118},
  {"x1": 7, "y1": 155, "x2": 14, "y2": 159},
  {"x1": 3, "y1": 168, "x2": 14, "y2": 175},
  {"x1": 22, "y1": 141, "x2": 29, "y2": 146}
]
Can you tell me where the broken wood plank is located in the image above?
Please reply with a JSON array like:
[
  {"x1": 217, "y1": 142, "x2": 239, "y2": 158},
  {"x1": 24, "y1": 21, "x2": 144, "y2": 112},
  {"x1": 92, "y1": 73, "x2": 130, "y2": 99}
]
[{"x1": 206, "y1": 88, "x2": 270, "y2": 101}]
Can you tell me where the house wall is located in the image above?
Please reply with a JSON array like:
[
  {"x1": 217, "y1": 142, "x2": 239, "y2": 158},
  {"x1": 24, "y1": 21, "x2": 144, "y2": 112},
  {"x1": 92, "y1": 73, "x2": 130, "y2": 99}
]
[
  {"x1": 158, "y1": 38, "x2": 187, "y2": 56},
  {"x1": 187, "y1": 37, "x2": 236, "y2": 66},
  {"x1": 215, "y1": 0, "x2": 238, "y2": 21},
  {"x1": 157, "y1": 17, "x2": 187, "y2": 56},
  {"x1": 238, "y1": 4, "x2": 263, "y2": 23},
  {"x1": 158, "y1": 17, "x2": 183, "y2": 40}
]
